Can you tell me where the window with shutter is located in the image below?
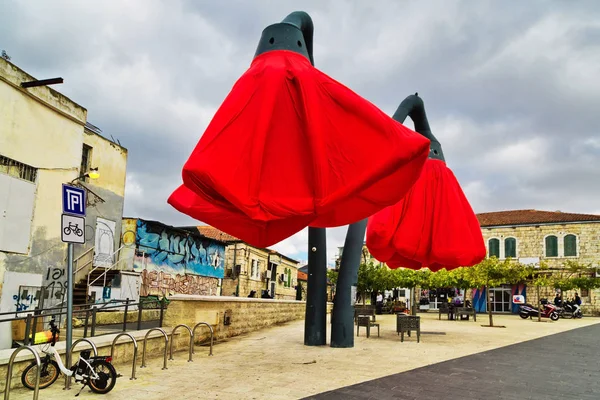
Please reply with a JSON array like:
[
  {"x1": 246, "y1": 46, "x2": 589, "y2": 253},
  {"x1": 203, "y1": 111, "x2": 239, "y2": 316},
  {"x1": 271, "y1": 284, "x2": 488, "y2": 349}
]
[
  {"x1": 488, "y1": 238, "x2": 500, "y2": 258},
  {"x1": 545, "y1": 236, "x2": 558, "y2": 257},
  {"x1": 504, "y1": 237, "x2": 517, "y2": 258},
  {"x1": 564, "y1": 234, "x2": 577, "y2": 257}
]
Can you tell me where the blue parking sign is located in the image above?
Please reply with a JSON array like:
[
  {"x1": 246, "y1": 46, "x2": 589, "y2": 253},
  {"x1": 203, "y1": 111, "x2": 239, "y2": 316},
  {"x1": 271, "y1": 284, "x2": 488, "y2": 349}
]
[{"x1": 62, "y1": 184, "x2": 86, "y2": 216}]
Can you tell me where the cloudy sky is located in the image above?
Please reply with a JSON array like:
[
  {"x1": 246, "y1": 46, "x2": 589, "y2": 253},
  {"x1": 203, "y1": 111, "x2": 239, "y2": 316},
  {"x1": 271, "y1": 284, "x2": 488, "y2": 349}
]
[{"x1": 2, "y1": 0, "x2": 599, "y2": 264}]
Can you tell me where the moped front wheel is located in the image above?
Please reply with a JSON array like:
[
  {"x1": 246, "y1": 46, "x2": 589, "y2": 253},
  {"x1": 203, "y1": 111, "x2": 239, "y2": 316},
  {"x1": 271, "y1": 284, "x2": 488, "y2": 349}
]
[
  {"x1": 519, "y1": 312, "x2": 529, "y2": 319},
  {"x1": 550, "y1": 312, "x2": 559, "y2": 321},
  {"x1": 21, "y1": 360, "x2": 60, "y2": 390}
]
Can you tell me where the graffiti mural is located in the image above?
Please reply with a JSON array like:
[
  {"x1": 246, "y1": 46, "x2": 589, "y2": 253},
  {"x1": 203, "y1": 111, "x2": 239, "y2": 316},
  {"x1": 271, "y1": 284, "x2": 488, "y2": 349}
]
[
  {"x1": 133, "y1": 219, "x2": 225, "y2": 279},
  {"x1": 139, "y1": 268, "x2": 219, "y2": 297}
]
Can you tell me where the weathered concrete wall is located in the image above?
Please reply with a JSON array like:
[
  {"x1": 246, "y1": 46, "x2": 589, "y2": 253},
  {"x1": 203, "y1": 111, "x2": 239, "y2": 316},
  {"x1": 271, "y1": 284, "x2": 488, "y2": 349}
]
[{"x1": 0, "y1": 58, "x2": 128, "y2": 306}]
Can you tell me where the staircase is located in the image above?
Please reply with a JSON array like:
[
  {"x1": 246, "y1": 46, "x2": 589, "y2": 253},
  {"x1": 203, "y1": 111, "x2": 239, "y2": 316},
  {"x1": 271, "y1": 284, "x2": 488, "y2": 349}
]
[{"x1": 73, "y1": 268, "x2": 121, "y2": 305}]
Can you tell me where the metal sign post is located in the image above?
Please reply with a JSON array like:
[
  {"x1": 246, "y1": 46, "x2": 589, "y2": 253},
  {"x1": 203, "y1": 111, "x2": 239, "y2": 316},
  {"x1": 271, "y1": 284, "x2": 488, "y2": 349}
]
[{"x1": 61, "y1": 184, "x2": 86, "y2": 389}]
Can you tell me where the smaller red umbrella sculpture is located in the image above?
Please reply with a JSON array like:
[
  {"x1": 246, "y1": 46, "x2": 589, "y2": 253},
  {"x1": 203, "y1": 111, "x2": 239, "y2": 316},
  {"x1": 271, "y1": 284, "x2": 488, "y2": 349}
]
[
  {"x1": 169, "y1": 13, "x2": 430, "y2": 248},
  {"x1": 366, "y1": 93, "x2": 486, "y2": 271}
]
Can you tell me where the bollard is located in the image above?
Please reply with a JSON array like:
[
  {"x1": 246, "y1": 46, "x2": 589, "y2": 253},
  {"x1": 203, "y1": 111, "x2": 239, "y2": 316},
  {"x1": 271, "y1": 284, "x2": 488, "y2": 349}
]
[
  {"x1": 110, "y1": 333, "x2": 138, "y2": 380},
  {"x1": 4, "y1": 346, "x2": 41, "y2": 400},
  {"x1": 141, "y1": 328, "x2": 169, "y2": 370},
  {"x1": 192, "y1": 322, "x2": 214, "y2": 356},
  {"x1": 168, "y1": 324, "x2": 193, "y2": 362},
  {"x1": 65, "y1": 339, "x2": 99, "y2": 389}
]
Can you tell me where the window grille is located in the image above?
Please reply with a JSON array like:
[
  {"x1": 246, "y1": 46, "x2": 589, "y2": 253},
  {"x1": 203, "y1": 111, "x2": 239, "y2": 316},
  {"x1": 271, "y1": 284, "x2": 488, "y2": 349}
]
[{"x1": 0, "y1": 154, "x2": 37, "y2": 183}]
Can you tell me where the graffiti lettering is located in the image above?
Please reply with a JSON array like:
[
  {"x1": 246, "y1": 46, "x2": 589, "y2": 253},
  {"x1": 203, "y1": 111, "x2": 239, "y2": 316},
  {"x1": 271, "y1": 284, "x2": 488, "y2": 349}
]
[
  {"x1": 135, "y1": 220, "x2": 225, "y2": 278},
  {"x1": 140, "y1": 269, "x2": 218, "y2": 297}
]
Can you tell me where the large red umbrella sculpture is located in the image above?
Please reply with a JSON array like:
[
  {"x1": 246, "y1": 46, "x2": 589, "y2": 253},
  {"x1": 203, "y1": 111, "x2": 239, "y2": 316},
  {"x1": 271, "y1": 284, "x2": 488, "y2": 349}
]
[
  {"x1": 168, "y1": 16, "x2": 430, "y2": 249},
  {"x1": 366, "y1": 93, "x2": 486, "y2": 272}
]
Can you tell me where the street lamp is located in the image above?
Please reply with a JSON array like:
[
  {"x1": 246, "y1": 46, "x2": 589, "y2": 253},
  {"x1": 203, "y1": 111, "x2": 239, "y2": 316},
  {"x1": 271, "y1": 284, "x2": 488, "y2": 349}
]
[{"x1": 70, "y1": 167, "x2": 100, "y2": 183}]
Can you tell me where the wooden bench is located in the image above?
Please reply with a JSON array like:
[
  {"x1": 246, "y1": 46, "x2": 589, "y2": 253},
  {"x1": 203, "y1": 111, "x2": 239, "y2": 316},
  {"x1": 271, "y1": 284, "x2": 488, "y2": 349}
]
[
  {"x1": 356, "y1": 315, "x2": 380, "y2": 338},
  {"x1": 454, "y1": 306, "x2": 477, "y2": 322}
]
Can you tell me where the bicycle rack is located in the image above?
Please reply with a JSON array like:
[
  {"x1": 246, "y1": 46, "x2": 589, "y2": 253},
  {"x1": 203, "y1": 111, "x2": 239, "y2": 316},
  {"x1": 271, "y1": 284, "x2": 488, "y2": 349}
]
[
  {"x1": 4, "y1": 345, "x2": 41, "y2": 400},
  {"x1": 110, "y1": 333, "x2": 138, "y2": 380},
  {"x1": 65, "y1": 338, "x2": 99, "y2": 389},
  {"x1": 168, "y1": 324, "x2": 193, "y2": 362},
  {"x1": 141, "y1": 328, "x2": 169, "y2": 370},
  {"x1": 192, "y1": 322, "x2": 214, "y2": 356}
]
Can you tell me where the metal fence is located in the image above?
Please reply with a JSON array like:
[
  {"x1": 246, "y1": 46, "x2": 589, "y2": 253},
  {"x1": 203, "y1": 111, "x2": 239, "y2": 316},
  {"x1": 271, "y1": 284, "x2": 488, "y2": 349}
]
[{"x1": 0, "y1": 298, "x2": 168, "y2": 347}]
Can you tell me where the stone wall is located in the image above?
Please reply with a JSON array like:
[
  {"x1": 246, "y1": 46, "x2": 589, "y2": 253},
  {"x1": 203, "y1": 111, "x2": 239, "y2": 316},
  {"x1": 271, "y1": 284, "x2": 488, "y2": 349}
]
[{"x1": 164, "y1": 295, "x2": 333, "y2": 350}]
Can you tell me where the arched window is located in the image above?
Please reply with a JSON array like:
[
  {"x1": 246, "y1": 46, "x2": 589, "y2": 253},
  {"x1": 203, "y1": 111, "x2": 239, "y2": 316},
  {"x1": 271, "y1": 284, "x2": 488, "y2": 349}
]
[
  {"x1": 504, "y1": 237, "x2": 517, "y2": 258},
  {"x1": 564, "y1": 234, "x2": 577, "y2": 257},
  {"x1": 545, "y1": 235, "x2": 558, "y2": 257},
  {"x1": 488, "y1": 238, "x2": 500, "y2": 258}
]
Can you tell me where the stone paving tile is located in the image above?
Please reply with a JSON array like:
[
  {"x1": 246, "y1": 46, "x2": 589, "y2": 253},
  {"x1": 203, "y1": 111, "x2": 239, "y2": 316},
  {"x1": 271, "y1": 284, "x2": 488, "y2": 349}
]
[
  {"x1": 4, "y1": 313, "x2": 599, "y2": 399},
  {"x1": 306, "y1": 323, "x2": 600, "y2": 400}
]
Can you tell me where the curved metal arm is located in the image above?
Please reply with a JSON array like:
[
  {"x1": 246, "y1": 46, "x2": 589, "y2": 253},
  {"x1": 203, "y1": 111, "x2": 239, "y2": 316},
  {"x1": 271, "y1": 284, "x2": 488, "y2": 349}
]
[
  {"x1": 65, "y1": 339, "x2": 99, "y2": 389},
  {"x1": 168, "y1": 324, "x2": 193, "y2": 362},
  {"x1": 254, "y1": 11, "x2": 315, "y2": 66},
  {"x1": 392, "y1": 93, "x2": 445, "y2": 162},
  {"x1": 141, "y1": 328, "x2": 169, "y2": 370},
  {"x1": 192, "y1": 322, "x2": 214, "y2": 356},
  {"x1": 110, "y1": 332, "x2": 138, "y2": 380},
  {"x1": 4, "y1": 346, "x2": 41, "y2": 400}
]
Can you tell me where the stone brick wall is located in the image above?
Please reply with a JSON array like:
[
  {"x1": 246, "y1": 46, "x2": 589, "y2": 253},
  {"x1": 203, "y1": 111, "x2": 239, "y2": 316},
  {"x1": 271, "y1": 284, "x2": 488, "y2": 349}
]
[
  {"x1": 164, "y1": 295, "x2": 306, "y2": 347},
  {"x1": 481, "y1": 222, "x2": 600, "y2": 314},
  {"x1": 221, "y1": 243, "x2": 299, "y2": 300}
]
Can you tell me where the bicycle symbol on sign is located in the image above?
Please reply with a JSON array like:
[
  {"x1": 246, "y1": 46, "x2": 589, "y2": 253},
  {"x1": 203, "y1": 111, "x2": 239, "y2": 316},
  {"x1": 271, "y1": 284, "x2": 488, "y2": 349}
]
[{"x1": 63, "y1": 222, "x2": 84, "y2": 237}]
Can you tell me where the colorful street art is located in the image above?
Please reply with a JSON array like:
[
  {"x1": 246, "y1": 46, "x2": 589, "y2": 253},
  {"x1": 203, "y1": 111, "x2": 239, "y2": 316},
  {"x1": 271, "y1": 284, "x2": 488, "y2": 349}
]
[
  {"x1": 133, "y1": 219, "x2": 225, "y2": 279},
  {"x1": 139, "y1": 268, "x2": 218, "y2": 297}
]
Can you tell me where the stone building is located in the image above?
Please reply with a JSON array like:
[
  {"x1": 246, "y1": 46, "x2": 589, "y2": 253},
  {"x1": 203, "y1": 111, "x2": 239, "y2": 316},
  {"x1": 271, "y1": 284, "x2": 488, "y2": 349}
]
[
  {"x1": 475, "y1": 209, "x2": 600, "y2": 315},
  {"x1": 197, "y1": 226, "x2": 300, "y2": 300},
  {"x1": 0, "y1": 58, "x2": 128, "y2": 348}
]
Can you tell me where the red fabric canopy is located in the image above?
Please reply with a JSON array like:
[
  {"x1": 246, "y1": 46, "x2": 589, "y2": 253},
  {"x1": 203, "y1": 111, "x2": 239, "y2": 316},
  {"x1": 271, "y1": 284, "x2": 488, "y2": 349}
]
[
  {"x1": 169, "y1": 50, "x2": 429, "y2": 248},
  {"x1": 366, "y1": 158, "x2": 486, "y2": 271}
]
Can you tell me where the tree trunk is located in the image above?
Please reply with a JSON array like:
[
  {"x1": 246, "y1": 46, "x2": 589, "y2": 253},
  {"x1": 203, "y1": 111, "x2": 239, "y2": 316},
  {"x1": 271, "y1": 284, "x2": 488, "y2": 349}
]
[
  {"x1": 537, "y1": 285, "x2": 542, "y2": 322},
  {"x1": 486, "y1": 285, "x2": 494, "y2": 327}
]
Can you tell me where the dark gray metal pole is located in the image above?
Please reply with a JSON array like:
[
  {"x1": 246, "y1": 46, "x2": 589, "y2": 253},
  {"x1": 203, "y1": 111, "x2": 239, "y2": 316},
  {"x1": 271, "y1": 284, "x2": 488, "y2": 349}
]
[
  {"x1": 304, "y1": 227, "x2": 327, "y2": 346},
  {"x1": 66, "y1": 242, "x2": 74, "y2": 379},
  {"x1": 331, "y1": 219, "x2": 367, "y2": 347}
]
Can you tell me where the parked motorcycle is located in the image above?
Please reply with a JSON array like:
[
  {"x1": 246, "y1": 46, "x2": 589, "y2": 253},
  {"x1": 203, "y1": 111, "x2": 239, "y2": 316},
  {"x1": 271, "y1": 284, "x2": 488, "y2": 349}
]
[
  {"x1": 519, "y1": 299, "x2": 559, "y2": 321},
  {"x1": 557, "y1": 299, "x2": 583, "y2": 319}
]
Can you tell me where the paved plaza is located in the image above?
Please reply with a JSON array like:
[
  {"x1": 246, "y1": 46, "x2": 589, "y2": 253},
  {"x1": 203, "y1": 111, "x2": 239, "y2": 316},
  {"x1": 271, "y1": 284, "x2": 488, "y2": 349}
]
[{"x1": 6, "y1": 313, "x2": 599, "y2": 399}]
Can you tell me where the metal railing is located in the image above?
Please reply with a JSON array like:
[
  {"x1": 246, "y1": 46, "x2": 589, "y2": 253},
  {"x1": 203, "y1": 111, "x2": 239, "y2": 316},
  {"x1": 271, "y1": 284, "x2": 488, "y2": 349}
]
[
  {"x1": 141, "y1": 328, "x2": 169, "y2": 370},
  {"x1": 168, "y1": 324, "x2": 193, "y2": 362},
  {"x1": 192, "y1": 322, "x2": 214, "y2": 356},
  {"x1": 65, "y1": 339, "x2": 99, "y2": 389},
  {"x1": 87, "y1": 245, "x2": 128, "y2": 291},
  {"x1": 110, "y1": 333, "x2": 138, "y2": 380},
  {"x1": 0, "y1": 297, "x2": 167, "y2": 345},
  {"x1": 3, "y1": 345, "x2": 41, "y2": 400}
]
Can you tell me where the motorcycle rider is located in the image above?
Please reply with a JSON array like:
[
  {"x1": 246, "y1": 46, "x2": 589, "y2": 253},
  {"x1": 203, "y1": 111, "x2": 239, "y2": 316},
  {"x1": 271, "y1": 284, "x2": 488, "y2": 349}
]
[
  {"x1": 574, "y1": 293, "x2": 582, "y2": 315},
  {"x1": 553, "y1": 293, "x2": 562, "y2": 306}
]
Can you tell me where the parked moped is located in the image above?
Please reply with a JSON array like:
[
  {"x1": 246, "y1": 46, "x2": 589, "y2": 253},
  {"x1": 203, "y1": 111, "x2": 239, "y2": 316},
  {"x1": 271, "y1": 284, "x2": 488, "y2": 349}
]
[{"x1": 519, "y1": 299, "x2": 559, "y2": 321}]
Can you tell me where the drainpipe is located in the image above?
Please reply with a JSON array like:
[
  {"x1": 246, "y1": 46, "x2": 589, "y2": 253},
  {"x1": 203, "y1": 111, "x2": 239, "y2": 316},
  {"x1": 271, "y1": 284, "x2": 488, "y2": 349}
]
[{"x1": 234, "y1": 242, "x2": 239, "y2": 297}]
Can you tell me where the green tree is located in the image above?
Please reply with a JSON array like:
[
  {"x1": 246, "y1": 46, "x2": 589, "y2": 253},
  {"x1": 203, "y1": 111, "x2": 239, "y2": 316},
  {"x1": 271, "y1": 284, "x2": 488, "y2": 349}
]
[{"x1": 469, "y1": 257, "x2": 523, "y2": 327}]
